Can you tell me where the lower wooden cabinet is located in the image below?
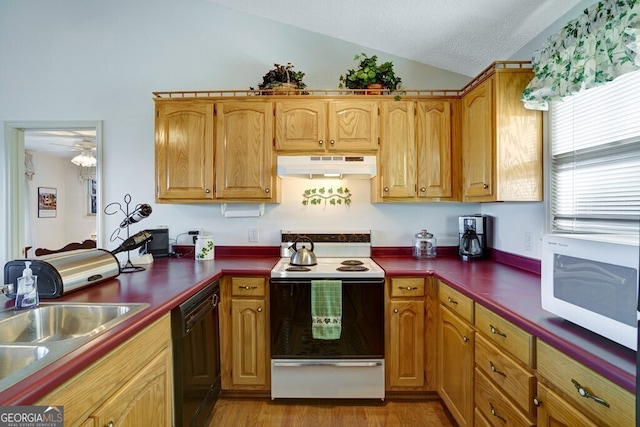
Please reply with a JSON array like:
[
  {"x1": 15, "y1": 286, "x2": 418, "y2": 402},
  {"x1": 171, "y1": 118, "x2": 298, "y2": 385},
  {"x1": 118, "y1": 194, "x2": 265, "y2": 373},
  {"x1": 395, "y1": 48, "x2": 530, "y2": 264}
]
[
  {"x1": 36, "y1": 315, "x2": 173, "y2": 427},
  {"x1": 437, "y1": 301, "x2": 474, "y2": 427},
  {"x1": 535, "y1": 382, "x2": 599, "y2": 427},
  {"x1": 219, "y1": 276, "x2": 270, "y2": 391}
]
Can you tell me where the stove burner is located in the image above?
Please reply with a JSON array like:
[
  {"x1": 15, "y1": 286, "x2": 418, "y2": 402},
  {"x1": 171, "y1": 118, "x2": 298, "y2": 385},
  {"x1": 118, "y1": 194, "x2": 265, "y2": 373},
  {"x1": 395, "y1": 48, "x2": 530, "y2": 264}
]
[
  {"x1": 286, "y1": 266, "x2": 312, "y2": 272},
  {"x1": 336, "y1": 265, "x2": 369, "y2": 272},
  {"x1": 341, "y1": 260, "x2": 364, "y2": 266}
]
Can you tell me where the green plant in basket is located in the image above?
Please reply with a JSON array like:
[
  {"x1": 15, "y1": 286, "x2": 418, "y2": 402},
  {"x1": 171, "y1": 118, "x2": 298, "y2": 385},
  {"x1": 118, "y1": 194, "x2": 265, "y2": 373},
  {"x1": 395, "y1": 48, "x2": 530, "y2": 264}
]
[
  {"x1": 339, "y1": 53, "x2": 402, "y2": 92},
  {"x1": 251, "y1": 62, "x2": 307, "y2": 93}
]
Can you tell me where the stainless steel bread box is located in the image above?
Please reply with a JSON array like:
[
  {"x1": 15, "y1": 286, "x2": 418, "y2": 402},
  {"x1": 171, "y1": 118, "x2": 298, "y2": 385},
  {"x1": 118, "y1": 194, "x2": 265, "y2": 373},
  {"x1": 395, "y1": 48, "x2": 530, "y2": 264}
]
[{"x1": 3, "y1": 249, "x2": 120, "y2": 299}]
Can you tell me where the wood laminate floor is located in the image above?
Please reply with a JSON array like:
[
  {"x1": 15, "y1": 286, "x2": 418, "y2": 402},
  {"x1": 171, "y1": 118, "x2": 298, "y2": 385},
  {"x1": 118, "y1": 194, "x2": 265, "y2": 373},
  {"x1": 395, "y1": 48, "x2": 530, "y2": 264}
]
[{"x1": 208, "y1": 397, "x2": 454, "y2": 426}]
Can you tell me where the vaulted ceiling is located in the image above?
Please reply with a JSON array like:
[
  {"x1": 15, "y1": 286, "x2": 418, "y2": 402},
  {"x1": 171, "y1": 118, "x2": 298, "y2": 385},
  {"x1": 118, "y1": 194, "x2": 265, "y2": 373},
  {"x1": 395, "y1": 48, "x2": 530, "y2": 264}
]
[{"x1": 206, "y1": 0, "x2": 585, "y2": 77}]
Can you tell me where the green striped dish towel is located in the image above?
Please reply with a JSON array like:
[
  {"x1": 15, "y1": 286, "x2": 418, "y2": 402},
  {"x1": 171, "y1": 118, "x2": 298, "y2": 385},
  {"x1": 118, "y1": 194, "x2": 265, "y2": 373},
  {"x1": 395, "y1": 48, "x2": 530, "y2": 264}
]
[{"x1": 311, "y1": 280, "x2": 342, "y2": 340}]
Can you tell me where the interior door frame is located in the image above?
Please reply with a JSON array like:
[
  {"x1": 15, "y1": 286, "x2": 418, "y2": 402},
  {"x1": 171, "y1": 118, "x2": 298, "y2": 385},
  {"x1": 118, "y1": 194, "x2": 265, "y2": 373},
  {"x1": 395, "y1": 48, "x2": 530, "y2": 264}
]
[{"x1": 3, "y1": 120, "x2": 103, "y2": 261}]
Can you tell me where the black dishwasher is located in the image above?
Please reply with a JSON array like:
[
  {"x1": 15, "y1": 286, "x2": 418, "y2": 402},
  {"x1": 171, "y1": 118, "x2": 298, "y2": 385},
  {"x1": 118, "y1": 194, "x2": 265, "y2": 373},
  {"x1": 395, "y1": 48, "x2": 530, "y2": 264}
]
[{"x1": 172, "y1": 280, "x2": 221, "y2": 427}]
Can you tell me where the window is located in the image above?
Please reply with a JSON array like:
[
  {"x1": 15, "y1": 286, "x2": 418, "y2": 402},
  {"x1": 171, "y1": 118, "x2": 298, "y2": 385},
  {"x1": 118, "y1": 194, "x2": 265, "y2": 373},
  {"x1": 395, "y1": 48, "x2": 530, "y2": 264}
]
[{"x1": 549, "y1": 70, "x2": 640, "y2": 235}]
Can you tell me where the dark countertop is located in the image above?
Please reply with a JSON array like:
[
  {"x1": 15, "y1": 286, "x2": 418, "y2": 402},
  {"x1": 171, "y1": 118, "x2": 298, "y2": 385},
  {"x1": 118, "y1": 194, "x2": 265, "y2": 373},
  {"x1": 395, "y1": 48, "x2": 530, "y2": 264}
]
[
  {"x1": 0, "y1": 251, "x2": 635, "y2": 405},
  {"x1": 374, "y1": 255, "x2": 636, "y2": 394}
]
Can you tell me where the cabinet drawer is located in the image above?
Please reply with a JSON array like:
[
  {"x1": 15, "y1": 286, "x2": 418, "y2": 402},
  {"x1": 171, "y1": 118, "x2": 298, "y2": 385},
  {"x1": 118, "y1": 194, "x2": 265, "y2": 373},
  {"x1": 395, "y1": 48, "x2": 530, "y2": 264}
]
[
  {"x1": 390, "y1": 277, "x2": 425, "y2": 298},
  {"x1": 474, "y1": 367, "x2": 535, "y2": 427},
  {"x1": 438, "y1": 281, "x2": 474, "y2": 323},
  {"x1": 537, "y1": 340, "x2": 635, "y2": 427},
  {"x1": 231, "y1": 277, "x2": 266, "y2": 297},
  {"x1": 475, "y1": 334, "x2": 536, "y2": 416},
  {"x1": 475, "y1": 304, "x2": 533, "y2": 368}
]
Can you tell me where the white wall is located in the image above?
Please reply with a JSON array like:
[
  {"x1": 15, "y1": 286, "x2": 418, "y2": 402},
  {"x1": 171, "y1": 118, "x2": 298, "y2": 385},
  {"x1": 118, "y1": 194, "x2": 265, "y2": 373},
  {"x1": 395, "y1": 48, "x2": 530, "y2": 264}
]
[{"x1": 0, "y1": 0, "x2": 586, "y2": 266}]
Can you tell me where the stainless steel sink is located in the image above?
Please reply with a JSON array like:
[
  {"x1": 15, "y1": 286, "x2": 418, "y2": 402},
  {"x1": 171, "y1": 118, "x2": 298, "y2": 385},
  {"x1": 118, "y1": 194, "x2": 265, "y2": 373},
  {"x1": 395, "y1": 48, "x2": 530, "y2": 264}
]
[
  {"x1": 0, "y1": 302, "x2": 149, "y2": 391},
  {"x1": 0, "y1": 303, "x2": 146, "y2": 343}
]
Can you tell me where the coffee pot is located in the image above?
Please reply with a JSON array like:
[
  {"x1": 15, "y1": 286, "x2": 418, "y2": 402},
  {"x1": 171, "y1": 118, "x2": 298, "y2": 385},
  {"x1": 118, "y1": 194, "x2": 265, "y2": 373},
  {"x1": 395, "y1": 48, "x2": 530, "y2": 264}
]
[{"x1": 458, "y1": 215, "x2": 488, "y2": 261}]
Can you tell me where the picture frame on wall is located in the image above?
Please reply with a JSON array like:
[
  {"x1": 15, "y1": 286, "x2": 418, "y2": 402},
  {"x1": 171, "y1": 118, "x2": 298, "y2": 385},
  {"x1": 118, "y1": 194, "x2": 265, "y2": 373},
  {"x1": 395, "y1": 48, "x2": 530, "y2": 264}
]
[
  {"x1": 87, "y1": 178, "x2": 97, "y2": 215},
  {"x1": 38, "y1": 187, "x2": 57, "y2": 218}
]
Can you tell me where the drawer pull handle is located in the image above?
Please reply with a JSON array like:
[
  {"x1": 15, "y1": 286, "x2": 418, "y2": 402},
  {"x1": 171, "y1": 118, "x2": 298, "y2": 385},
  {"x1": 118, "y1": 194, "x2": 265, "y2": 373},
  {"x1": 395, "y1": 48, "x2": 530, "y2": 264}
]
[
  {"x1": 447, "y1": 296, "x2": 458, "y2": 305},
  {"x1": 490, "y1": 324, "x2": 507, "y2": 338},
  {"x1": 399, "y1": 286, "x2": 415, "y2": 291},
  {"x1": 489, "y1": 403, "x2": 506, "y2": 423},
  {"x1": 571, "y1": 379, "x2": 610, "y2": 408},
  {"x1": 489, "y1": 361, "x2": 506, "y2": 377},
  {"x1": 239, "y1": 285, "x2": 258, "y2": 290}
]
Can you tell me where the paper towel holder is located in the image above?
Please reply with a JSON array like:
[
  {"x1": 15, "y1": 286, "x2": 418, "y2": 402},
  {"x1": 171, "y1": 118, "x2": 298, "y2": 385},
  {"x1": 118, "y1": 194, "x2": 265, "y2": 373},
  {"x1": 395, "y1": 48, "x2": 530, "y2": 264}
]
[{"x1": 220, "y1": 203, "x2": 265, "y2": 218}]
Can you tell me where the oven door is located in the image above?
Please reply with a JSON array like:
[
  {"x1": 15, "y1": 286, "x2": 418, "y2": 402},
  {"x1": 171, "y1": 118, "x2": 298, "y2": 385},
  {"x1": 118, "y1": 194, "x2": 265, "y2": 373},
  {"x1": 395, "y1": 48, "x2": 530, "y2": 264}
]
[{"x1": 270, "y1": 277, "x2": 385, "y2": 359}]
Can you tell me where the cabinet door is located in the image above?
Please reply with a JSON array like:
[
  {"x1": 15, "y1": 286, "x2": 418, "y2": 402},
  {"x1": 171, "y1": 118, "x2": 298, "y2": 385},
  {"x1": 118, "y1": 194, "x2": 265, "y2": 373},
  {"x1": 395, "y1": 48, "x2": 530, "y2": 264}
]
[
  {"x1": 380, "y1": 101, "x2": 416, "y2": 199},
  {"x1": 462, "y1": 77, "x2": 493, "y2": 199},
  {"x1": 231, "y1": 298, "x2": 268, "y2": 387},
  {"x1": 438, "y1": 305, "x2": 474, "y2": 427},
  {"x1": 387, "y1": 299, "x2": 424, "y2": 387},
  {"x1": 275, "y1": 100, "x2": 327, "y2": 151},
  {"x1": 536, "y1": 382, "x2": 598, "y2": 427},
  {"x1": 215, "y1": 102, "x2": 275, "y2": 200},
  {"x1": 416, "y1": 100, "x2": 453, "y2": 199},
  {"x1": 90, "y1": 347, "x2": 173, "y2": 427},
  {"x1": 155, "y1": 101, "x2": 214, "y2": 200},
  {"x1": 327, "y1": 100, "x2": 379, "y2": 152}
]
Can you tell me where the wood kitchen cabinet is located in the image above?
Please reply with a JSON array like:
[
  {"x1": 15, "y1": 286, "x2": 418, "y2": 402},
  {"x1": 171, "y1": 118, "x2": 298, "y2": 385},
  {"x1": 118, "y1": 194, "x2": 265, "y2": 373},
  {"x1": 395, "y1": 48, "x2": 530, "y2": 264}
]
[
  {"x1": 535, "y1": 339, "x2": 635, "y2": 427},
  {"x1": 219, "y1": 276, "x2": 270, "y2": 391},
  {"x1": 275, "y1": 99, "x2": 379, "y2": 153},
  {"x1": 215, "y1": 101, "x2": 278, "y2": 201},
  {"x1": 36, "y1": 315, "x2": 173, "y2": 427},
  {"x1": 461, "y1": 64, "x2": 542, "y2": 202},
  {"x1": 437, "y1": 281, "x2": 474, "y2": 427},
  {"x1": 376, "y1": 99, "x2": 458, "y2": 202},
  {"x1": 155, "y1": 100, "x2": 215, "y2": 201}
]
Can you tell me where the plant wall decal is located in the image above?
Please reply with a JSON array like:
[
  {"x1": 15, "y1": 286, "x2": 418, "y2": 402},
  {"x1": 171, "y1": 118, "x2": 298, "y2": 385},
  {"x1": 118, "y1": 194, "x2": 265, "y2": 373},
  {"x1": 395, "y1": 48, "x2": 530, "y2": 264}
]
[{"x1": 302, "y1": 187, "x2": 352, "y2": 206}]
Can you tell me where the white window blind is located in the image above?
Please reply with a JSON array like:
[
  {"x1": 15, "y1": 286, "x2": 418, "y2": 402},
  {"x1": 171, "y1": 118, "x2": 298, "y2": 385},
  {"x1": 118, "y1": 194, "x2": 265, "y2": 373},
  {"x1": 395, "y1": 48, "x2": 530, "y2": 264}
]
[{"x1": 550, "y1": 70, "x2": 640, "y2": 235}]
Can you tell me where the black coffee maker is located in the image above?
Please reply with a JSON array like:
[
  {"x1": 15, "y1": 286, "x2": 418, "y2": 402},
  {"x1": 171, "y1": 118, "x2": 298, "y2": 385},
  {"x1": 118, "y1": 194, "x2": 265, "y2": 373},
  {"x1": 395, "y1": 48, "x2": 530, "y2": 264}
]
[{"x1": 458, "y1": 215, "x2": 488, "y2": 261}]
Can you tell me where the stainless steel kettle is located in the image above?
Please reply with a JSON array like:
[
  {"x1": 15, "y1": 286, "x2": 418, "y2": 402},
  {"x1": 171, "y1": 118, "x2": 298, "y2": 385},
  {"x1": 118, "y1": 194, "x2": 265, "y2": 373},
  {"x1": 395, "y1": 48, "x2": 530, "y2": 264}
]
[{"x1": 290, "y1": 237, "x2": 317, "y2": 266}]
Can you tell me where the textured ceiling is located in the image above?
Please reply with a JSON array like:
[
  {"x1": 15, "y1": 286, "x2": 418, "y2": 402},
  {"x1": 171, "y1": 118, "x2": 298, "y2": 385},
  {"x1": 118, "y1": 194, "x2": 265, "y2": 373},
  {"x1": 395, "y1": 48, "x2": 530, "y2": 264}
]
[{"x1": 206, "y1": 0, "x2": 584, "y2": 77}]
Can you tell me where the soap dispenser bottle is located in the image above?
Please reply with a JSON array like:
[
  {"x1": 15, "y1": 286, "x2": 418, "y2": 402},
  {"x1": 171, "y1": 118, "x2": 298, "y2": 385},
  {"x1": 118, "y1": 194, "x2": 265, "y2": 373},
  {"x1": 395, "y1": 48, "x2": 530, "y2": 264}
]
[{"x1": 15, "y1": 261, "x2": 39, "y2": 310}]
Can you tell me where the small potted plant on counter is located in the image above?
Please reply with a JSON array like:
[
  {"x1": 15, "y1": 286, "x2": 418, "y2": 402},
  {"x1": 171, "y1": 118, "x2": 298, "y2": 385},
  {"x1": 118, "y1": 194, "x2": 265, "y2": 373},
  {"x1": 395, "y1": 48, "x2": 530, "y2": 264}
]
[
  {"x1": 339, "y1": 53, "x2": 402, "y2": 94},
  {"x1": 251, "y1": 62, "x2": 307, "y2": 95}
]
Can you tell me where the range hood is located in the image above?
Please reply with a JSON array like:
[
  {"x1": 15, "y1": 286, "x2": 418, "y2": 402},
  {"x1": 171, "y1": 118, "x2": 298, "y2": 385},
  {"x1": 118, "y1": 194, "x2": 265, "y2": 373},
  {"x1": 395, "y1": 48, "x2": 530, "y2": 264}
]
[{"x1": 277, "y1": 155, "x2": 376, "y2": 179}]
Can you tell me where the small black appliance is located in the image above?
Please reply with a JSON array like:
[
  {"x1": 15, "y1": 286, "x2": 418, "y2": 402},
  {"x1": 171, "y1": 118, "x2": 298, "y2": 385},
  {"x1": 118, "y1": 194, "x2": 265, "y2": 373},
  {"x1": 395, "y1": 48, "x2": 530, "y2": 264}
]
[{"x1": 458, "y1": 215, "x2": 488, "y2": 261}]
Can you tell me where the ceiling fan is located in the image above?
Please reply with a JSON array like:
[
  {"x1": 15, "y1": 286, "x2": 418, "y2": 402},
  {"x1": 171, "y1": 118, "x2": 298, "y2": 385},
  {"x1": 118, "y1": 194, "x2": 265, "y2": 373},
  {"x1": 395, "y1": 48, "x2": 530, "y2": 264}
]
[{"x1": 49, "y1": 138, "x2": 97, "y2": 167}]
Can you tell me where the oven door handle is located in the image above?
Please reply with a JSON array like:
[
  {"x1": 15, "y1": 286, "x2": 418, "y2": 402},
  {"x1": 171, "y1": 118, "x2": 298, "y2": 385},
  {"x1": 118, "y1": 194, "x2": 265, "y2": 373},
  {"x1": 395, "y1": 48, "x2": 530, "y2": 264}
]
[{"x1": 272, "y1": 361, "x2": 383, "y2": 368}]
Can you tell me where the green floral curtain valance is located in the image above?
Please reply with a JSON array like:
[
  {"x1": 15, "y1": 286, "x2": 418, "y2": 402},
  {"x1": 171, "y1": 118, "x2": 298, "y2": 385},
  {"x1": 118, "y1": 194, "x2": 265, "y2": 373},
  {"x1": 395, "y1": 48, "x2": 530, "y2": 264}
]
[{"x1": 522, "y1": 0, "x2": 640, "y2": 110}]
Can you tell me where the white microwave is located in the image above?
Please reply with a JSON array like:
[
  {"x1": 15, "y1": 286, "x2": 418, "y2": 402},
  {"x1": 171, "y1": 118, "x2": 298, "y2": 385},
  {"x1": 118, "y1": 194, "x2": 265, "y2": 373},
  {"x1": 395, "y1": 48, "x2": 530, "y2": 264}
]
[{"x1": 541, "y1": 234, "x2": 639, "y2": 350}]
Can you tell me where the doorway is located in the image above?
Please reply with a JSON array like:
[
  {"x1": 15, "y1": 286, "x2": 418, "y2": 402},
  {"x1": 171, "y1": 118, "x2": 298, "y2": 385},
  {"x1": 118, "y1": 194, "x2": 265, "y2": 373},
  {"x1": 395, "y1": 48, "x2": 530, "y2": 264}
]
[{"x1": 3, "y1": 121, "x2": 103, "y2": 261}]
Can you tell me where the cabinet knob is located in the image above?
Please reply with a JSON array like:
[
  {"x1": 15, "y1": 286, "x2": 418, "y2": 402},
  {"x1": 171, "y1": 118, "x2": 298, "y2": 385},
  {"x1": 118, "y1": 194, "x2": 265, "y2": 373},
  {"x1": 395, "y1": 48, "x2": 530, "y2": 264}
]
[
  {"x1": 463, "y1": 336, "x2": 469, "y2": 343},
  {"x1": 384, "y1": 187, "x2": 389, "y2": 193},
  {"x1": 330, "y1": 139, "x2": 335, "y2": 145},
  {"x1": 393, "y1": 308, "x2": 399, "y2": 313},
  {"x1": 107, "y1": 422, "x2": 114, "y2": 427},
  {"x1": 420, "y1": 187, "x2": 427, "y2": 192},
  {"x1": 482, "y1": 183, "x2": 489, "y2": 190},
  {"x1": 319, "y1": 140, "x2": 324, "y2": 146},
  {"x1": 205, "y1": 189, "x2": 211, "y2": 194},
  {"x1": 264, "y1": 188, "x2": 270, "y2": 193},
  {"x1": 257, "y1": 307, "x2": 263, "y2": 312},
  {"x1": 533, "y1": 397, "x2": 541, "y2": 407}
]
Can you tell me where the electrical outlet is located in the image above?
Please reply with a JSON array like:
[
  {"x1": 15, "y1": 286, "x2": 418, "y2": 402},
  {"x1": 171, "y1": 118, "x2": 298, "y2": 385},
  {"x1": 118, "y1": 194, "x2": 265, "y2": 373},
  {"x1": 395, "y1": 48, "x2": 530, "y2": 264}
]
[
  {"x1": 249, "y1": 227, "x2": 259, "y2": 243},
  {"x1": 524, "y1": 232, "x2": 533, "y2": 251}
]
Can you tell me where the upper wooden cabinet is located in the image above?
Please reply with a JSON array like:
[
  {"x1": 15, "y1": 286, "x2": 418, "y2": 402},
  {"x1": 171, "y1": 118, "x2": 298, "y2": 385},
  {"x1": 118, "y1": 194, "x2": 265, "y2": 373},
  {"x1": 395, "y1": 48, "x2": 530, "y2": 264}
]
[
  {"x1": 155, "y1": 99, "x2": 278, "y2": 203},
  {"x1": 376, "y1": 99, "x2": 458, "y2": 202},
  {"x1": 155, "y1": 100, "x2": 215, "y2": 201},
  {"x1": 461, "y1": 66, "x2": 542, "y2": 202},
  {"x1": 275, "y1": 100, "x2": 379, "y2": 153},
  {"x1": 215, "y1": 101, "x2": 277, "y2": 201}
]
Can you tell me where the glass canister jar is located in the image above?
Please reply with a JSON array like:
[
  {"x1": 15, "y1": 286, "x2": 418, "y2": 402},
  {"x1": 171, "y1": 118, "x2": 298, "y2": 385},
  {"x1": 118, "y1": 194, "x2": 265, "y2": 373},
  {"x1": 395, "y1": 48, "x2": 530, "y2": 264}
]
[{"x1": 413, "y1": 230, "x2": 436, "y2": 259}]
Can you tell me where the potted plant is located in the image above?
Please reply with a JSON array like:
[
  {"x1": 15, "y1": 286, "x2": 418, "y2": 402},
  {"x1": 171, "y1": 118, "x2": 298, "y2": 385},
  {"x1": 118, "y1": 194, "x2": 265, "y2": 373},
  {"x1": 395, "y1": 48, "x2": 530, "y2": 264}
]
[
  {"x1": 339, "y1": 53, "x2": 402, "y2": 93},
  {"x1": 251, "y1": 62, "x2": 307, "y2": 95}
]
